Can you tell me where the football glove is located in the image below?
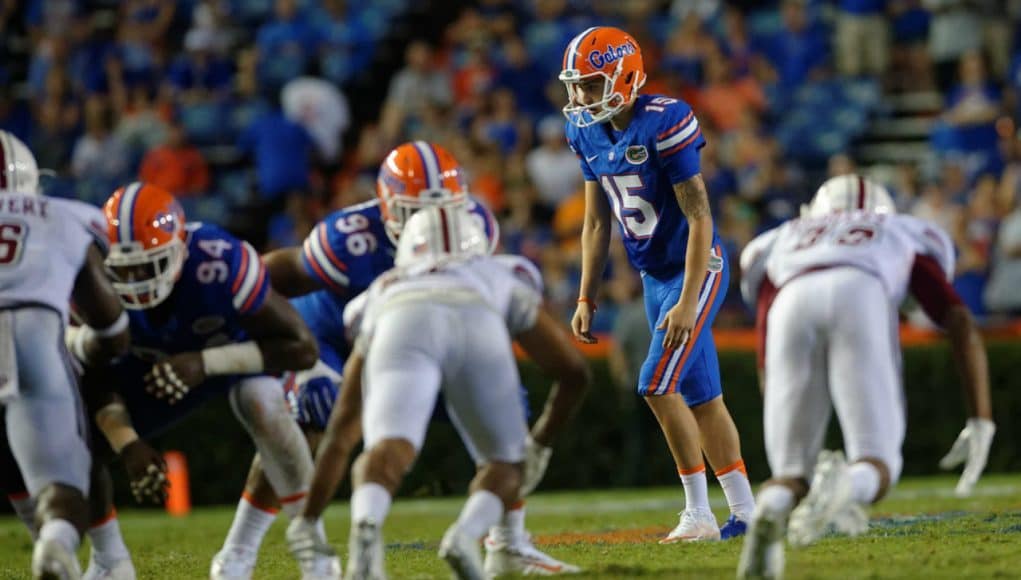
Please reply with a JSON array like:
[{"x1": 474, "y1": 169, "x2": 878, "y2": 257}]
[
  {"x1": 121, "y1": 439, "x2": 169, "y2": 504},
  {"x1": 286, "y1": 360, "x2": 341, "y2": 430},
  {"x1": 520, "y1": 436, "x2": 553, "y2": 496},
  {"x1": 939, "y1": 417, "x2": 996, "y2": 497}
]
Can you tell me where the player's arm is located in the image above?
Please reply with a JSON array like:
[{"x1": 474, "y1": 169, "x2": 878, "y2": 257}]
[
  {"x1": 516, "y1": 308, "x2": 591, "y2": 495},
  {"x1": 300, "y1": 349, "x2": 365, "y2": 521},
  {"x1": 660, "y1": 174, "x2": 713, "y2": 350},
  {"x1": 263, "y1": 247, "x2": 328, "y2": 297},
  {"x1": 67, "y1": 245, "x2": 131, "y2": 364},
  {"x1": 572, "y1": 179, "x2": 612, "y2": 343},
  {"x1": 909, "y1": 254, "x2": 995, "y2": 495}
]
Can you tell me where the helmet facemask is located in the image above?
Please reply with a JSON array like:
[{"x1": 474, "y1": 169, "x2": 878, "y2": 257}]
[
  {"x1": 105, "y1": 239, "x2": 186, "y2": 310},
  {"x1": 560, "y1": 63, "x2": 628, "y2": 128},
  {"x1": 380, "y1": 187, "x2": 468, "y2": 245}
]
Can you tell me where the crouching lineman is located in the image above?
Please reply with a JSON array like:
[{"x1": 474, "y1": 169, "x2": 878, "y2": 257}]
[
  {"x1": 737, "y1": 175, "x2": 995, "y2": 579},
  {"x1": 213, "y1": 141, "x2": 582, "y2": 578},
  {"x1": 65, "y1": 182, "x2": 339, "y2": 579},
  {"x1": 0, "y1": 131, "x2": 131, "y2": 579},
  {"x1": 285, "y1": 206, "x2": 589, "y2": 579}
]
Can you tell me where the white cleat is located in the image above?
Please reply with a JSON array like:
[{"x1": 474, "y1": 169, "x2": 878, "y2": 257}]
[
  {"x1": 345, "y1": 520, "x2": 385, "y2": 580},
  {"x1": 209, "y1": 545, "x2": 256, "y2": 580},
  {"x1": 484, "y1": 529, "x2": 581, "y2": 576},
  {"x1": 659, "y1": 508, "x2": 721, "y2": 544},
  {"x1": 438, "y1": 525, "x2": 484, "y2": 580},
  {"x1": 32, "y1": 538, "x2": 82, "y2": 580},
  {"x1": 788, "y1": 450, "x2": 868, "y2": 547},
  {"x1": 736, "y1": 503, "x2": 787, "y2": 580},
  {"x1": 286, "y1": 518, "x2": 342, "y2": 580},
  {"x1": 83, "y1": 552, "x2": 136, "y2": 580}
]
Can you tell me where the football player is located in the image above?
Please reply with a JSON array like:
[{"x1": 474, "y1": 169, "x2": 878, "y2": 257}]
[
  {"x1": 67, "y1": 182, "x2": 338, "y2": 580},
  {"x1": 561, "y1": 27, "x2": 755, "y2": 541},
  {"x1": 736, "y1": 175, "x2": 995, "y2": 579},
  {"x1": 0, "y1": 131, "x2": 131, "y2": 579},
  {"x1": 286, "y1": 205, "x2": 589, "y2": 579},
  {"x1": 212, "y1": 141, "x2": 582, "y2": 578}
]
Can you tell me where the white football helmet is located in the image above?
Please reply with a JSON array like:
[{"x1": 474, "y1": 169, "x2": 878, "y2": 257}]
[
  {"x1": 395, "y1": 205, "x2": 488, "y2": 268},
  {"x1": 803, "y1": 174, "x2": 896, "y2": 217},
  {"x1": 0, "y1": 131, "x2": 40, "y2": 195}
]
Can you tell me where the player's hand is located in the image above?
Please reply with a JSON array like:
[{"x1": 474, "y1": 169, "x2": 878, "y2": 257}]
[
  {"x1": 571, "y1": 302, "x2": 597, "y2": 344},
  {"x1": 520, "y1": 435, "x2": 553, "y2": 496},
  {"x1": 120, "y1": 439, "x2": 169, "y2": 504},
  {"x1": 939, "y1": 417, "x2": 996, "y2": 497},
  {"x1": 144, "y1": 353, "x2": 205, "y2": 403},
  {"x1": 658, "y1": 301, "x2": 697, "y2": 351}
]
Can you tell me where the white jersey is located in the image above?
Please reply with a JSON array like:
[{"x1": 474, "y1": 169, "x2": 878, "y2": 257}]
[
  {"x1": 0, "y1": 192, "x2": 107, "y2": 321},
  {"x1": 740, "y1": 212, "x2": 955, "y2": 308},
  {"x1": 344, "y1": 254, "x2": 543, "y2": 345}
]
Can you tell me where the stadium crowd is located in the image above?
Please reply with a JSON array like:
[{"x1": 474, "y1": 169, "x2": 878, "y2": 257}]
[{"x1": 3, "y1": 0, "x2": 1021, "y2": 328}]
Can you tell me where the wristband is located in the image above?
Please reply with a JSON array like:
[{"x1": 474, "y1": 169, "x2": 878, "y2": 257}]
[
  {"x1": 95, "y1": 311, "x2": 129, "y2": 337},
  {"x1": 577, "y1": 297, "x2": 597, "y2": 311},
  {"x1": 201, "y1": 341, "x2": 265, "y2": 376},
  {"x1": 95, "y1": 403, "x2": 139, "y2": 454}
]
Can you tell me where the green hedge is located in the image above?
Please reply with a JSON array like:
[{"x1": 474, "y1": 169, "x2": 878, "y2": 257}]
[{"x1": 141, "y1": 341, "x2": 1021, "y2": 506}]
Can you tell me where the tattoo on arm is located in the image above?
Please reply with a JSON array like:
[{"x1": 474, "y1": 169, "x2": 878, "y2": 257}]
[{"x1": 676, "y1": 175, "x2": 711, "y2": 220}]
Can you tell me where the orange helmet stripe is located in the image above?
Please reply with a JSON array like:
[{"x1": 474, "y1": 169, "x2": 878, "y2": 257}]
[
  {"x1": 564, "y1": 26, "x2": 599, "y2": 70},
  {"x1": 411, "y1": 141, "x2": 441, "y2": 190},
  {"x1": 116, "y1": 182, "x2": 144, "y2": 243}
]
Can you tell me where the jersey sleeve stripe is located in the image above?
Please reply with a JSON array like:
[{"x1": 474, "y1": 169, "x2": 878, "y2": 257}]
[
  {"x1": 302, "y1": 243, "x2": 346, "y2": 293},
  {"x1": 233, "y1": 242, "x2": 263, "y2": 311},
  {"x1": 656, "y1": 111, "x2": 694, "y2": 141},
  {"x1": 305, "y1": 229, "x2": 350, "y2": 289},
  {"x1": 317, "y1": 225, "x2": 348, "y2": 272},
  {"x1": 231, "y1": 242, "x2": 249, "y2": 294},
  {"x1": 656, "y1": 117, "x2": 699, "y2": 152},
  {"x1": 240, "y1": 265, "x2": 268, "y2": 313},
  {"x1": 659, "y1": 128, "x2": 702, "y2": 158}
]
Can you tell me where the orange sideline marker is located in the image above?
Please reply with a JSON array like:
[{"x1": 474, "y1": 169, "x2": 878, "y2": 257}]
[{"x1": 164, "y1": 450, "x2": 191, "y2": 517}]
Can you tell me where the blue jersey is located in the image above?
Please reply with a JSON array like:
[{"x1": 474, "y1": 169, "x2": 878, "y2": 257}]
[
  {"x1": 566, "y1": 94, "x2": 714, "y2": 277},
  {"x1": 104, "y1": 222, "x2": 271, "y2": 438},
  {"x1": 296, "y1": 198, "x2": 499, "y2": 364}
]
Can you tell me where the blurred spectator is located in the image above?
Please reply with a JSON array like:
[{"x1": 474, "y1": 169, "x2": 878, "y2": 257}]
[
  {"x1": 0, "y1": 0, "x2": 14, "y2": 34},
  {"x1": 313, "y1": 0, "x2": 377, "y2": 85},
  {"x1": 716, "y1": 7, "x2": 755, "y2": 78},
  {"x1": 165, "y1": 28, "x2": 235, "y2": 102},
  {"x1": 452, "y1": 41, "x2": 496, "y2": 113},
  {"x1": 494, "y1": 37, "x2": 549, "y2": 118},
  {"x1": 115, "y1": 83, "x2": 171, "y2": 162},
  {"x1": 238, "y1": 92, "x2": 314, "y2": 202},
  {"x1": 661, "y1": 15, "x2": 711, "y2": 86},
  {"x1": 526, "y1": 115, "x2": 582, "y2": 210},
  {"x1": 697, "y1": 49, "x2": 767, "y2": 133},
  {"x1": 951, "y1": 175, "x2": 1001, "y2": 315},
  {"x1": 930, "y1": 51, "x2": 1001, "y2": 173},
  {"x1": 139, "y1": 120, "x2": 210, "y2": 197},
  {"x1": 27, "y1": 34, "x2": 71, "y2": 101},
  {"x1": 25, "y1": 0, "x2": 86, "y2": 46},
  {"x1": 380, "y1": 40, "x2": 453, "y2": 144},
  {"x1": 30, "y1": 100, "x2": 74, "y2": 173},
  {"x1": 281, "y1": 73, "x2": 351, "y2": 165},
  {"x1": 68, "y1": 12, "x2": 122, "y2": 97},
  {"x1": 834, "y1": 0, "x2": 890, "y2": 78},
  {"x1": 256, "y1": 0, "x2": 318, "y2": 87},
  {"x1": 757, "y1": 0, "x2": 829, "y2": 88},
  {"x1": 71, "y1": 98, "x2": 129, "y2": 183},
  {"x1": 473, "y1": 88, "x2": 532, "y2": 156},
  {"x1": 923, "y1": 0, "x2": 982, "y2": 92},
  {"x1": 985, "y1": 202, "x2": 1021, "y2": 314},
  {"x1": 117, "y1": 0, "x2": 175, "y2": 87},
  {"x1": 911, "y1": 177, "x2": 960, "y2": 233},
  {"x1": 827, "y1": 153, "x2": 857, "y2": 177}
]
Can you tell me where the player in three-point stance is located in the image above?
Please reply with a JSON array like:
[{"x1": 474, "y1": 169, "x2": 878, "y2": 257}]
[
  {"x1": 0, "y1": 130, "x2": 131, "y2": 579},
  {"x1": 286, "y1": 206, "x2": 589, "y2": 580},
  {"x1": 213, "y1": 141, "x2": 584, "y2": 578},
  {"x1": 63, "y1": 182, "x2": 336, "y2": 580},
  {"x1": 737, "y1": 174, "x2": 995, "y2": 579},
  {"x1": 561, "y1": 26, "x2": 754, "y2": 542}
]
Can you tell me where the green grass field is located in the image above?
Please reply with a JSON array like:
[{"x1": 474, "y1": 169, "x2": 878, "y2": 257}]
[{"x1": 1, "y1": 474, "x2": 1019, "y2": 579}]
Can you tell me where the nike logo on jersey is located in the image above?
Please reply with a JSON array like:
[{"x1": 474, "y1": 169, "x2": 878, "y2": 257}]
[{"x1": 586, "y1": 154, "x2": 599, "y2": 163}]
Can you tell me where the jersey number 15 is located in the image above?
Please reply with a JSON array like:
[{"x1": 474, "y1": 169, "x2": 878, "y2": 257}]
[{"x1": 601, "y1": 175, "x2": 657, "y2": 238}]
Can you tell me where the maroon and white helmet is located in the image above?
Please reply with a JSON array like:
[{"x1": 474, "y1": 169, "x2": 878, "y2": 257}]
[
  {"x1": 394, "y1": 205, "x2": 489, "y2": 267},
  {"x1": 803, "y1": 174, "x2": 896, "y2": 217},
  {"x1": 0, "y1": 131, "x2": 39, "y2": 195}
]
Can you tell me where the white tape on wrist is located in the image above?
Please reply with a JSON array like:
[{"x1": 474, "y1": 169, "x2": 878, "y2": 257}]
[
  {"x1": 66, "y1": 325, "x2": 95, "y2": 364},
  {"x1": 200, "y1": 342, "x2": 265, "y2": 376},
  {"x1": 95, "y1": 311, "x2": 129, "y2": 337},
  {"x1": 95, "y1": 403, "x2": 139, "y2": 454}
]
